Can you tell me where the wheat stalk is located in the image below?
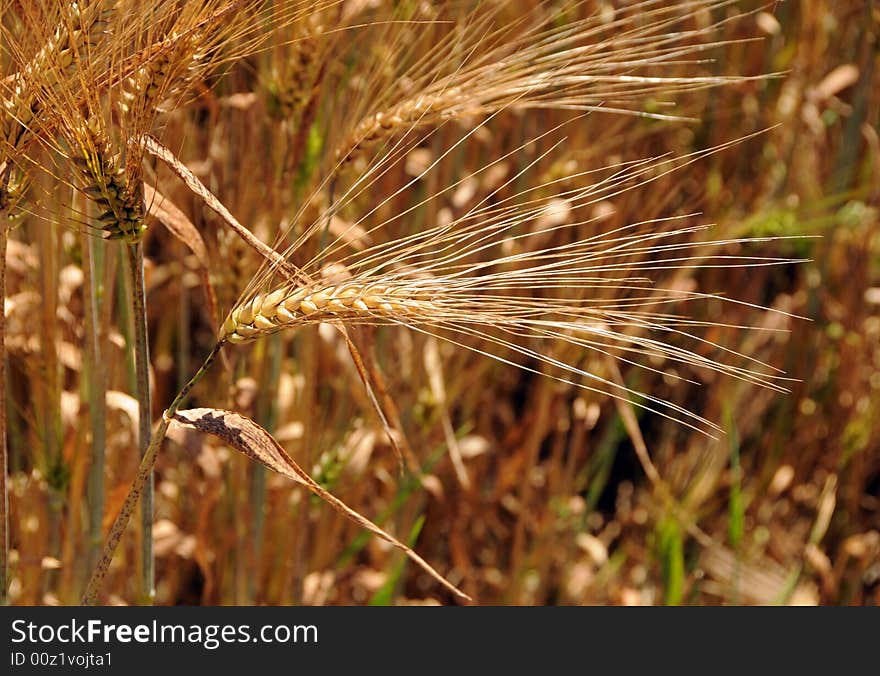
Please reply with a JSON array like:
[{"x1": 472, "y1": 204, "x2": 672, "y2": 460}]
[{"x1": 82, "y1": 341, "x2": 224, "y2": 605}]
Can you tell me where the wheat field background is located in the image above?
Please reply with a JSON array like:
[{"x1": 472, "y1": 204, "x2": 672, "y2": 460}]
[{"x1": 0, "y1": 0, "x2": 877, "y2": 606}]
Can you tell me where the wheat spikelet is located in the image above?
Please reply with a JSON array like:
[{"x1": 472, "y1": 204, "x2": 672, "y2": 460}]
[
  {"x1": 70, "y1": 116, "x2": 144, "y2": 240},
  {"x1": 266, "y1": 15, "x2": 325, "y2": 123}
]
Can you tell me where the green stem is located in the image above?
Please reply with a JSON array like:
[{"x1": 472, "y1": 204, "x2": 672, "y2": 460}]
[
  {"x1": 126, "y1": 241, "x2": 154, "y2": 603},
  {"x1": 248, "y1": 333, "x2": 282, "y2": 602},
  {"x1": 37, "y1": 217, "x2": 62, "y2": 599},
  {"x1": 81, "y1": 342, "x2": 224, "y2": 605},
  {"x1": 83, "y1": 233, "x2": 107, "y2": 580}
]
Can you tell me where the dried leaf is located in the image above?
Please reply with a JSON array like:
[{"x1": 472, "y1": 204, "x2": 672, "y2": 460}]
[
  {"x1": 143, "y1": 182, "x2": 208, "y2": 266},
  {"x1": 143, "y1": 181, "x2": 219, "y2": 327},
  {"x1": 141, "y1": 135, "x2": 302, "y2": 282},
  {"x1": 106, "y1": 390, "x2": 139, "y2": 432},
  {"x1": 172, "y1": 407, "x2": 470, "y2": 602}
]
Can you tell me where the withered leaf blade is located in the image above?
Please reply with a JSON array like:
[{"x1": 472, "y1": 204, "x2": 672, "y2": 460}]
[
  {"x1": 143, "y1": 181, "x2": 218, "y2": 326},
  {"x1": 143, "y1": 182, "x2": 208, "y2": 265},
  {"x1": 172, "y1": 407, "x2": 471, "y2": 602},
  {"x1": 141, "y1": 135, "x2": 304, "y2": 284}
]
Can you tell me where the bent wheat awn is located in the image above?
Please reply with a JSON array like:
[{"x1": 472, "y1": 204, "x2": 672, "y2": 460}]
[
  {"x1": 226, "y1": 126, "x2": 800, "y2": 437},
  {"x1": 332, "y1": 0, "x2": 775, "y2": 165}
]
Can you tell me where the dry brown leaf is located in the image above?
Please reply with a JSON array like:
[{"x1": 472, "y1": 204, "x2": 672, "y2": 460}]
[
  {"x1": 143, "y1": 181, "x2": 219, "y2": 327},
  {"x1": 141, "y1": 135, "x2": 302, "y2": 282},
  {"x1": 144, "y1": 182, "x2": 208, "y2": 265},
  {"x1": 105, "y1": 390, "x2": 139, "y2": 432},
  {"x1": 172, "y1": 407, "x2": 470, "y2": 602}
]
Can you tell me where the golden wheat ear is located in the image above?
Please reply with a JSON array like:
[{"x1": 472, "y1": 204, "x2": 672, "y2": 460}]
[
  {"x1": 263, "y1": 10, "x2": 328, "y2": 124},
  {"x1": 328, "y1": 0, "x2": 776, "y2": 168},
  {"x1": 1, "y1": 0, "x2": 114, "y2": 153},
  {"x1": 220, "y1": 128, "x2": 804, "y2": 437}
]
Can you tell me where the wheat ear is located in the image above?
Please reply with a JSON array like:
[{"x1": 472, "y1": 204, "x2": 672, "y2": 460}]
[
  {"x1": 220, "y1": 281, "x2": 427, "y2": 344},
  {"x1": 1, "y1": 1, "x2": 113, "y2": 149},
  {"x1": 70, "y1": 117, "x2": 145, "y2": 240},
  {"x1": 332, "y1": 0, "x2": 771, "y2": 165}
]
